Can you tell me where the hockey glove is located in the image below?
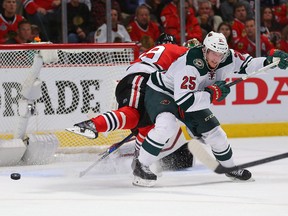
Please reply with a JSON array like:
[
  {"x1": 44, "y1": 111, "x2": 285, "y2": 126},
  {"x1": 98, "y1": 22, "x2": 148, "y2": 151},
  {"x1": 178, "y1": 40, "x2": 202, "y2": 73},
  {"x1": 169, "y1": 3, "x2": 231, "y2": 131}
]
[
  {"x1": 205, "y1": 81, "x2": 230, "y2": 103},
  {"x1": 266, "y1": 49, "x2": 288, "y2": 70}
]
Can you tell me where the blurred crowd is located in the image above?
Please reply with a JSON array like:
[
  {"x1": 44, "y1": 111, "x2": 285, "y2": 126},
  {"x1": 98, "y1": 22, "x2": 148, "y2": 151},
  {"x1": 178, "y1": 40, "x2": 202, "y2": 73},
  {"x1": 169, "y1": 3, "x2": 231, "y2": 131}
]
[{"x1": 1, "y1": 0, "x2": 288, "y2": 56}]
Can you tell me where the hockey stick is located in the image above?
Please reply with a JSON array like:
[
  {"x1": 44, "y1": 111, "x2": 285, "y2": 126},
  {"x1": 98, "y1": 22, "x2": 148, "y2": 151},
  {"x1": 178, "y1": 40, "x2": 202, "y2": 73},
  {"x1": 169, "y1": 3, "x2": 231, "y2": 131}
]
[
  {"x1": 225, "y1": 59, "x2": 280, "y2": 88},
  {"x1": 79, "y1": 130, "x2": 137, "y2": 177},
  {"x1": 188, "y1": 139, "x2": 288, "y2": 174}
]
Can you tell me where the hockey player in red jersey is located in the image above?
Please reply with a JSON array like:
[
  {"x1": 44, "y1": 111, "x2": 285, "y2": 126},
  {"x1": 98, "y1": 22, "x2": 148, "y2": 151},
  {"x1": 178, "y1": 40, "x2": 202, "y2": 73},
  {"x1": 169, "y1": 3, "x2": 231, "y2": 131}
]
[{"x1": 67, "y1": 33, "x2": 198, "y2": 170}]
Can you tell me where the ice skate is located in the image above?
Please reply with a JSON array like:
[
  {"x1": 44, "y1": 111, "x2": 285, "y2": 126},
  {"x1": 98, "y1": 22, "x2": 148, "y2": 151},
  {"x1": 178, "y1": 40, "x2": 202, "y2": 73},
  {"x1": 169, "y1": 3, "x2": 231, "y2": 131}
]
[
  {"x1": 65, "y1": 120, "x2": 98, "y2": 139},
  {"x1": 132, "y1": 159, "x2": 157, "y2": 187},
  {"x1": 225, "y1": 169, "x2": 254, "y2": 182},
  {"x1": 131, "y1": 149, "x2": 139, "y2": 170}
]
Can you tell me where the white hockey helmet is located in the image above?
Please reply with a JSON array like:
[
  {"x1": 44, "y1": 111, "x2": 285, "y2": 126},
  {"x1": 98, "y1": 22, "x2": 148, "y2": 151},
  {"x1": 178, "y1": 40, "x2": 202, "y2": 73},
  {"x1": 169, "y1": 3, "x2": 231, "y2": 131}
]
[{"x1": 203, "y1": 31, "x2": 229, "y2": 62}]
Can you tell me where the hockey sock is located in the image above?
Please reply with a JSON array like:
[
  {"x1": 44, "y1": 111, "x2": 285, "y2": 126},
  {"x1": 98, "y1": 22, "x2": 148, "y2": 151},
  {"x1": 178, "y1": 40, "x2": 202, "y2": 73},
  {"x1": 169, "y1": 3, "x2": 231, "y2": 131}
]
[
  {"x1": 135, "y1": 125, "x2": 155, "y2": 151},
  {"x1": 91, "y1": 106, "x2": 140, "y2": 132},
  {"x1": 212, "y1": 144, "x2": 236, "y2": 167},
  {"x1": 138, "y1": 130, "x2": 167, "y2": 166}
]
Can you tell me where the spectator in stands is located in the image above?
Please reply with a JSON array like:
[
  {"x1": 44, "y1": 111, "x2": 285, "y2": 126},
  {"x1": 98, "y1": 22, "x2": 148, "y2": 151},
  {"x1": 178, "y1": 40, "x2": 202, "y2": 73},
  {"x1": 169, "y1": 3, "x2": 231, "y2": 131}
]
[
  {"x1": 193, "y1": 0, "x2": 222, "y2": 16},
  {"x1": 116, "y1": 0, "x2": 139, "y2": 27},
  {"x1": 6, "y1": 19, "x2": 32, "y2": 44},
  {"x1": 273, "y1": 1, "x2": 288, "y2": 26},
  {"x1": 260, "y1": 6, "x2": 282, "y2": 47},
  {"x1": 143, "y1": 0, "x2": 165, "y2": 30},
  {"x1": 231, "y1": 1, "x2": 248, "y2": 44},
  {"x1": 160, "y1": 0, "x2": 180, "y2": 43},
  {"x1": 0, "y1": 0, "x2": 22, "y2": 14},
  {"x1": 94, "y1": 8, "x2": 131, "y2": 43},
  {"x1": 161, "y1": 0, "x2": 202, "y2": 44},
  {"x1": 30, "y1": 24, "x2": 41, "y2": 42},
  {"x1": 184, "y1": 0, "x2": 202, "y2": 42},
  {"x1": 90, "y1": 0, "x2": 121, "y2": 35},
  {"x1": 196, "y1": 0, "x2": 223, "y2": 39},
  {"x1": 0, "y1": 0, "x2": 24, "y2": 44},
  {"x1": 276, "y1": 25, "x2": 288, "y2": 53},
  {"x1": 217, "y1": 22, "x2": 234, "y2": 49},
  {"x1": 209, "y1": 0, "x2": 221, "y2": 16},
  {"x1": 220, "y1": 0, "x2": 253, "y2": 23},
  {"x1": 22, "y1": 0, "x2": 61, "y2": 43},
  {"x1": 67, "y1": 0, "x2": 91, "y2": 43},
  {"x1": 127, "y1": 4, "x2": 160, "y2": 52},
  {"x1": 67, "y1": 0, "x2": 91, "y2": 11},
  {"x1": 235, "y1": 18, "x2": 274, "y2": 57}
]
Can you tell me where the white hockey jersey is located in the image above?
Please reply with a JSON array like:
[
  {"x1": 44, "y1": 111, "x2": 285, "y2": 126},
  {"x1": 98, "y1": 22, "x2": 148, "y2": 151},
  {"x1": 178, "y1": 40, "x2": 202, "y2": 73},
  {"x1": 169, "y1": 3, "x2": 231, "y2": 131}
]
[
  {"x1": 94, "y1": 24, "x2": 131, "y2": 43},
  {"x1": 147, "y1": 46, "x2": 267, "y2": 112}
]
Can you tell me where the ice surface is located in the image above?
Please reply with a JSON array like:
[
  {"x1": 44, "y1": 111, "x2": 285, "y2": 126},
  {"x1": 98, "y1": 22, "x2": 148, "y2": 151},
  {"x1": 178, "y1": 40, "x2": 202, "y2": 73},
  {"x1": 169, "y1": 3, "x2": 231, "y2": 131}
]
[{"x1": 1, "y1": 137, "x2": 288, "y2": 216}]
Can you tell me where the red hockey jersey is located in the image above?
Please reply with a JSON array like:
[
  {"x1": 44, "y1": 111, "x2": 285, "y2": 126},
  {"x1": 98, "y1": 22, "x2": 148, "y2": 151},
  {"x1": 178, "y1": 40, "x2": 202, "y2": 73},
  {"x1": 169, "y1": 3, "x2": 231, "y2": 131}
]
[{"x1": 0, "y1": 14, "x2": 24, "y2": 44}]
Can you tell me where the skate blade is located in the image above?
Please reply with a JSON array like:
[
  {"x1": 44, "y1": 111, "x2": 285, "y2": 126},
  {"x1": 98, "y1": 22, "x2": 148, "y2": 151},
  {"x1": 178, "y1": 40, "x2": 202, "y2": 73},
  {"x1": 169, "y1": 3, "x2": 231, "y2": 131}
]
[
  {"x1": 226, "y1": 176, "x2": 255, "y2": 182},
  {"x1": 65, "y1": 127, "x2": 97, "y2": 139},
  {"x1": 132, "y1": 176, "x2": 157, "y2": 187}
]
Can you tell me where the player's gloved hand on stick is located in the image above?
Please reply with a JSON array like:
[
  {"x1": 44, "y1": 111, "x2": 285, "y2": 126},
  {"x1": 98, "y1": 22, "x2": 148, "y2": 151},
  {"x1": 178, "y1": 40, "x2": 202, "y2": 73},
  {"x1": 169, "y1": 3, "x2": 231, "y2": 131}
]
[
  {"x1": 266, "y1": 49, "x2": 288, "y2": 70},
  {"x1": 205, "y1": 80, "x2": 230, "y2": 103}
]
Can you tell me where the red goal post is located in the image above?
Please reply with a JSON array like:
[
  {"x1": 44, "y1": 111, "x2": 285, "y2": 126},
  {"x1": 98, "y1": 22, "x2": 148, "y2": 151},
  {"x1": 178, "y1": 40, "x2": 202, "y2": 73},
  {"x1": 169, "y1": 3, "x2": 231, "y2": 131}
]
[{"x1": 0, "y1": 43, "x2": 139, "y2": 152}]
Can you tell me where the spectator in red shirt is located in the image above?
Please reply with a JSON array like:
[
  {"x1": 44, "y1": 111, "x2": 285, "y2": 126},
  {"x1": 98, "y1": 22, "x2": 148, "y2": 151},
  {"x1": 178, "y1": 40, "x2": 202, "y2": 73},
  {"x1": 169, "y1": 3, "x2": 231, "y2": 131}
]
[
  {"x1": 235, "y1": 18, "x2": 274, "y2": 57},
  {"x1": 161, "y1": 0, "x2": 202, "y2": 44},
  {"x1": 273, "y1": 2, "x2": 288, "y2": 26},
  {"x1": 127, "y1": 4, "x2": 160, "y2": 52},
  {"x1": 231, "y1": 2, "x2": 247, "y2": 44},
  {"x1": 185, "y1": 0, "x2": 202, "y2": 42},
  {"x1": 22, "y1": 0, "x2": 61, "y2": 42},
  {"x1": 0, "y1": 0, "x2": 24, "y2": 44}
]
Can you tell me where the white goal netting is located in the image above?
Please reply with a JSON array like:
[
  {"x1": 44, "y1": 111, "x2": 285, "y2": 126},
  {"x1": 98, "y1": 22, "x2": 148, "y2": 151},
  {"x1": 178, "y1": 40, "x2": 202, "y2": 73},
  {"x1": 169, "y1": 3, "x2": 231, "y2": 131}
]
[{"x1": 0, "y1": 43, "x2": 139, "y2": 152}]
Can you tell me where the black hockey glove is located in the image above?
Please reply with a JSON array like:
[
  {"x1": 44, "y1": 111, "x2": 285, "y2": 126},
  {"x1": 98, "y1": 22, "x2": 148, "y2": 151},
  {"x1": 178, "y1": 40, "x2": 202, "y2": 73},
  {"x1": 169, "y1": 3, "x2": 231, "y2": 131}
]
[
  {"x1": 205, "y1": 81, "x2": 230, "y2": 103},
  {"x1": 266, "y1": 49, "x2": 288, "y2": 70}
]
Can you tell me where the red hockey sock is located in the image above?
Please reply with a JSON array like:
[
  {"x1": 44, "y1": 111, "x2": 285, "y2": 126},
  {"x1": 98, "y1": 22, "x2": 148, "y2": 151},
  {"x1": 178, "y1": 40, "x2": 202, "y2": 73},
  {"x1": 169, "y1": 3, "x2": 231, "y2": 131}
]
[
  {"x1": 136, "y1": 125, "x2": 155, "y2": 143},
  {"x1": 91, "y1": 106, "x2": 140, "y2": 132}
]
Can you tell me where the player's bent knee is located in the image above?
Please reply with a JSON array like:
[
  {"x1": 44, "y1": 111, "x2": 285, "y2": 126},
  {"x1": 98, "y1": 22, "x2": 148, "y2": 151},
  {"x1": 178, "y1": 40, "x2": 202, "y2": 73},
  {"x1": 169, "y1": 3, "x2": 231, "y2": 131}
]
[{"x1": 155, "y1": 112, "x2": 178, "y2": 136}]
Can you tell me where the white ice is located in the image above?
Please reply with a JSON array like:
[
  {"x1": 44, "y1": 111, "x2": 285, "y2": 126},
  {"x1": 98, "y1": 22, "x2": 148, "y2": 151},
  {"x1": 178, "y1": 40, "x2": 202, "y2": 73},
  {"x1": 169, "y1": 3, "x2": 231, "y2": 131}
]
[{"x1": 1, "y1": 136, "x2": 288, "y2": 216}]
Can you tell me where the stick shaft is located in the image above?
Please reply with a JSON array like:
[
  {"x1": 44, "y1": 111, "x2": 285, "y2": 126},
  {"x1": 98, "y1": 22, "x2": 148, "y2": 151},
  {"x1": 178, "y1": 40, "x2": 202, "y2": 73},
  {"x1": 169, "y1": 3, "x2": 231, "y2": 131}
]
[
  {"x1": 79, "y1": 131, "x2": 137, "y2": 177},
  {"x1": 225, "y1": 60, "x2": 280, "y2": 88},
  {"x1": 188, "y1": 140, "x2": 288, "y2": 174}
]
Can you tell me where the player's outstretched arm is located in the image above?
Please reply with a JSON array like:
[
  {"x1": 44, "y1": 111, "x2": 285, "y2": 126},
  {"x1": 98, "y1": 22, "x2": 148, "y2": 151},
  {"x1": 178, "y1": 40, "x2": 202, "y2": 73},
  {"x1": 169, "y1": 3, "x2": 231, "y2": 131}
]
[{"x1": 266, "y1": 49, "x2": 288, "y2": 70}]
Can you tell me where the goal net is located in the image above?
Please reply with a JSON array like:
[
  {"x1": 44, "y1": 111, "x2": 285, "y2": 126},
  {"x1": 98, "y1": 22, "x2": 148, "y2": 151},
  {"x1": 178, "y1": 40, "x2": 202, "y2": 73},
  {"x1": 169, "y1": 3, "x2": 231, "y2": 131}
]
[{"x1": 0, "y1": 43, "x2": 139, "y2": 153}]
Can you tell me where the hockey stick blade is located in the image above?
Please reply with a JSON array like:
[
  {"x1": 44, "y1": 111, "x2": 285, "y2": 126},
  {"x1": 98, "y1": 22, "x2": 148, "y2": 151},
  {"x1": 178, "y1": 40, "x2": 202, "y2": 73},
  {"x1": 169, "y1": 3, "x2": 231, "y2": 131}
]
[
  {"x1": 188, "y1": 139, "x2": 288, "y2": 174},
  {"x1": 225, "y1": 59, "x2": 280, "y2": 88},
  {"x1": 79, "y1": 130, "x2": 137, "y2": 177},
  {"x1": 214, "y1": 152, "x2": 288, "y2": 173}
]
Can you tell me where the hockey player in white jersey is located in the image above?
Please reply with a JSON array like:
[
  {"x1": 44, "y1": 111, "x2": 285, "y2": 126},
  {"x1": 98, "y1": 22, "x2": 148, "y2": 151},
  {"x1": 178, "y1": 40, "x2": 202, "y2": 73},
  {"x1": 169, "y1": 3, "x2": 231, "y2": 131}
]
[
  {"x1": 133, "y1": 31, "x2": 288, "y2": 187},
  {"x1": 67, "y1": 34, "x2": 200, "y2": 171}
]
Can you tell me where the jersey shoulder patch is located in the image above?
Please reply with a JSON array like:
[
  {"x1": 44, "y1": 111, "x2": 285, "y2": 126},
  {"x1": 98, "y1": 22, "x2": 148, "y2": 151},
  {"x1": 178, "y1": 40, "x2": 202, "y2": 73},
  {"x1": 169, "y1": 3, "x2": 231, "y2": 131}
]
[{"x1": 186, "y1": 46, "x2": 207, "y2": 76}]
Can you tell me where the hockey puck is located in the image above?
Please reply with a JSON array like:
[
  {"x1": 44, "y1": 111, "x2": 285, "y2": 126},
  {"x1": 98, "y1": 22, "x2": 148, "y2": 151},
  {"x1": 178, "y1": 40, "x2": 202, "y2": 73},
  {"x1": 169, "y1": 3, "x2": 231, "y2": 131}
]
[{"x1": 10, "y1": 173, "x2": 21, "y2": 180}]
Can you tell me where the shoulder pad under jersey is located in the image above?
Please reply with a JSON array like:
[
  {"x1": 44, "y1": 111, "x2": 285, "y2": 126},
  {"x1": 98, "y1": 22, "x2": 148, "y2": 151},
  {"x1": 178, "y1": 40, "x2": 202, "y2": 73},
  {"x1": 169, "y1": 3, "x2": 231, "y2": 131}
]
[{"x1": 186, "y1": 46, "x2": 208, "y2": 76}]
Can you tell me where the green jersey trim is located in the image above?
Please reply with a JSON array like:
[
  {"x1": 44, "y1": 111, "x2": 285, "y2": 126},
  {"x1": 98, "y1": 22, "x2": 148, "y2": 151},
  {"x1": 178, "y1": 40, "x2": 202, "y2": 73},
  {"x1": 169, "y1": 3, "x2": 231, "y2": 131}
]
[
  {"x1": 175, "y1": 92, "x2": 195, "y2": 111},
  {"x1": 150, "y1": 72, "x2": 174, "y2": 95}
]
